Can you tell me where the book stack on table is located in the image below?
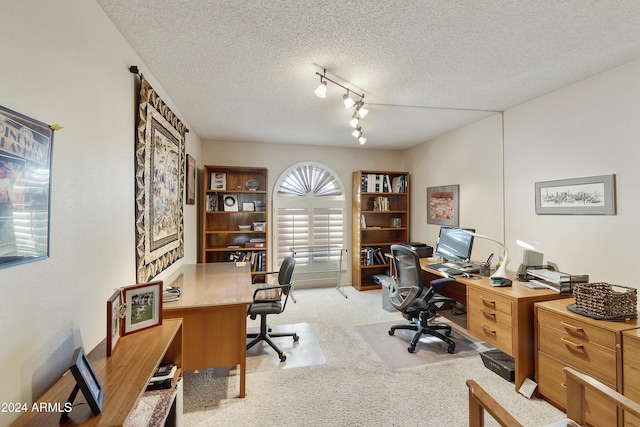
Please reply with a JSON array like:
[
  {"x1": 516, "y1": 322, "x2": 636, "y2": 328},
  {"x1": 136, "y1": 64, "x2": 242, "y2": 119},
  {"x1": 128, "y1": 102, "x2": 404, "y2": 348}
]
[{"x1": 146, "y1": 363, "x2": 180, "y2": 391}]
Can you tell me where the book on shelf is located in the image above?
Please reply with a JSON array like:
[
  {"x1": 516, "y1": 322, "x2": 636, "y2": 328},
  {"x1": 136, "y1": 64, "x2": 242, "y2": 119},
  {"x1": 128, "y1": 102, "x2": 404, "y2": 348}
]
[
  {"x1": 146, "y1": 363, "x2": 180, "y2": 391},
  {"x1": 163, "y1": 287, "x2": 181, "y2": 302},
  {"x1": 361, "y1": 173, "x2": 406, "y2": 193},
  {"x1": 361, "y1": 247, "x2": 387, "y2": 266}
]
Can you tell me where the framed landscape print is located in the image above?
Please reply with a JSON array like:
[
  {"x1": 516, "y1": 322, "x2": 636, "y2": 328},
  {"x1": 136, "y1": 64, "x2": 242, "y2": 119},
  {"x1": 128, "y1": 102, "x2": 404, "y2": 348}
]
[
  {"x1": 427, "y1": 185, "x2": 459, "y2": 226},
  {"x1": 535, "y1": 174, "x2": 616, "y2": 215},
  {"x1": 0, "y1": 105, "x2": 54, "y2": 269},
  {"x1": 134, "y1": 76, "x2": 187, "y2": 283}
]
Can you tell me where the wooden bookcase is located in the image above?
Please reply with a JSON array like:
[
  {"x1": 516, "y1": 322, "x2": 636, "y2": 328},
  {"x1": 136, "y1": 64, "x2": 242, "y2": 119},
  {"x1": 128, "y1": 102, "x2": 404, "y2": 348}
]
[
  {"x1": 352, "y1": 170, "x2": 409, "y2": 290},
  {"x1": 202, "y1": 165, "x2": 269, "y2": 281}
]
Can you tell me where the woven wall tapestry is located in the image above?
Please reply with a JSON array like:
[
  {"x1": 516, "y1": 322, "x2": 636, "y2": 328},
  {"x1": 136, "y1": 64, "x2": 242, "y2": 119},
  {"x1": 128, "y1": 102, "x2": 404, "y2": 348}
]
[{"x1": 134, "y1": 76, "x2": 186, "y2": 283}]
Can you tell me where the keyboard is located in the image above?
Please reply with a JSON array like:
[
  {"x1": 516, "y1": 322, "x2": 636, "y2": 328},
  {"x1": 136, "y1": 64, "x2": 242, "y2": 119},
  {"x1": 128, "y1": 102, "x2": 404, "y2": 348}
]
[{"x1": 428, "y1": 262, "x2": 479, "y2": 275}]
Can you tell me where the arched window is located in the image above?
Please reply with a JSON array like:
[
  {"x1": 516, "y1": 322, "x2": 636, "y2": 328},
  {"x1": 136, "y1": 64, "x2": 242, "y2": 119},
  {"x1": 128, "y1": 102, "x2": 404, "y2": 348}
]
[{"x1": 273, "y1": 162, "x2": 346, "y2": 287}]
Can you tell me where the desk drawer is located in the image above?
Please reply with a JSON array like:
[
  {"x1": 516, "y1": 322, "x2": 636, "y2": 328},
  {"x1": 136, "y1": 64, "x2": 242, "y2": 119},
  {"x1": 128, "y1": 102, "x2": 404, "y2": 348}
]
[
  {"x1": 538, "y1": 322, "x2": 617, "y2": 385},
  {"x1": 468, "y1": 288, "x2": 512, "y2": 317},
  {"x1": 537, "y1": 308, "x2": 617, "y2": 349},
  {"x1": 468, "y1": 310, "x2": 513, "y2": 354},
  {"x1": 537, "y1": 351, "x2": 617, "y2": 425}
]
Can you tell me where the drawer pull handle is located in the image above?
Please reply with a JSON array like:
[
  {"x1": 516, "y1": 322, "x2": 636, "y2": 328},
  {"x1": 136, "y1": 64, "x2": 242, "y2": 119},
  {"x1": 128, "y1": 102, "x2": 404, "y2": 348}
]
[
  {"x1": 481, "y1": 309, "x2": 497, "y2": 320},
  {"x1": 561, "y1": 383, "x2": 567, "y2": 390},
  {"x1": 481, "y1": 324, "x2": 497, "y2": 335},
  {"x1": 561, "y1": 321, "x2": 584, "y2": 333},
  {"x1": 561, "y1": 337, "x2": 584, "y2": 350},
  {"x1": 480, "y1": 297, "x2": 496, "y2": 308}
]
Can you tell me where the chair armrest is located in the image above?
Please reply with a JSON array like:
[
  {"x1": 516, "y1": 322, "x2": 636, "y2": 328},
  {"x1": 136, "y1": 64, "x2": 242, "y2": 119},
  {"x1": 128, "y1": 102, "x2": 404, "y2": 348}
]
[
  {"x1": 252, "y1": 283, "x2": 288, "y2": 302},
  {"x1": 466, "y1": 380, "x2": 523, "y2": 427}
]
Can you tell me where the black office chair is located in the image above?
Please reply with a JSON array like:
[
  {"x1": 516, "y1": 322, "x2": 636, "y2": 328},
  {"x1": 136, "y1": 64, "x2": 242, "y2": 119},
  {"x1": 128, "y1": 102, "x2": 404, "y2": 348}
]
[
  {"x1": 387, "y1": 244, "x2": 457, "y2": 354},
  {"x1": 247, "y1": 256, "x2": 298, "y2": 362}
]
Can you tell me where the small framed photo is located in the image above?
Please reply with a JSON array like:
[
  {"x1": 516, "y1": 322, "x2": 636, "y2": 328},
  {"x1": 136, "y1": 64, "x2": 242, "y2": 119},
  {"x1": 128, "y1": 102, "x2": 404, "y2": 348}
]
[
  {"x1": 242, "y1": 202, "x2": 255, "y2": 211},
  {"x1": 122, "y1": 281, "x2": 163, "y2": 335},
  {"x1": 186, "y1": 154, "x2": 196, "y2": 205},
  {"x1": 106, "y1": 290, "x2": 124, "y2": 356},
  {"x1": 253, "y1": 221, "x2": 266, "y2": 231},
  {"x1": 69, "y1": 347, "x2": 104, "y2": 415},
  {"x1": 211, "y1": 172, "x2": 226, "y2": 190}
]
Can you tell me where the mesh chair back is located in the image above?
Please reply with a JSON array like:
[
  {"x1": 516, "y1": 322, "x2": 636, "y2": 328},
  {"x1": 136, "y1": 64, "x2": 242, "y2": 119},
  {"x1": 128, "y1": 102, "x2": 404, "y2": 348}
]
[
  {"x1": 278, "y1": 256, "x2": 296, "y2": 295},
  {"x1": 389, "y1": 244, "x2": 430, "y2": 311}
]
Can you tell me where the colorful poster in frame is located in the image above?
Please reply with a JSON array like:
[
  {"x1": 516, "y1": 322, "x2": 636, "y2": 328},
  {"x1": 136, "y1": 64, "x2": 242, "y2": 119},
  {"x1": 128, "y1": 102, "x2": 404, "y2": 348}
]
[{"x1": 0, "y1": 105, "x2": 54, "y2": 269}]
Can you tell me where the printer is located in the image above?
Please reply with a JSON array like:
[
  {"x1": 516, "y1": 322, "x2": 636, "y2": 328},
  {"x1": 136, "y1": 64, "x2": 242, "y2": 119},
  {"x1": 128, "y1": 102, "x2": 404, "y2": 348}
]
[{"x1": 399, "y1": 242, "x2": 433, "y2": 258}]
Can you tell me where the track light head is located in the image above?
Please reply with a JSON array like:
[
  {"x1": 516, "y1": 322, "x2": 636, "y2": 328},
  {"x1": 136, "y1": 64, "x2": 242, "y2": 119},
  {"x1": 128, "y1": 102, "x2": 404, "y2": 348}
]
[
  {"x1": 343, "y1": 93, "x2": 355, "y2": 108},
  {"x1": 351, "y1": 126, "x2": 362, "y2": 138},
  {"x1": 356, "y1": 101, "x2": 369, "y2": 118},
  {"x1": 314, "y1": 79, "x2": 327, "y2": 98},
  {"x1": 349, "y1": 113, "x2": 359, "y2": 128},
  {"x1": 359, "y1": 136, "x2": 367, "y2": 145}
]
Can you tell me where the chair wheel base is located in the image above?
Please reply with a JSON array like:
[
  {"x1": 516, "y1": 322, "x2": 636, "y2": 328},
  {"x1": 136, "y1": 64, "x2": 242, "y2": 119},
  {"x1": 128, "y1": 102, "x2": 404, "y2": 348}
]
[{"x1": 293, "y1": 334, "x2": 299, "y2": 342}]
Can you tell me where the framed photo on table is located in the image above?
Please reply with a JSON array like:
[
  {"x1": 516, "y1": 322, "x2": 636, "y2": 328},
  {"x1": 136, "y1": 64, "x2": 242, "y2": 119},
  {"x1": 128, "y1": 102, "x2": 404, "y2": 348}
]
[
  {"x1": 106, "y1": 290, "x2": 124, "y2": 356},
  {"x1": 122, "y1": 281, "x2": 163, "y2": 335},
  {"x1": 68, "y1": 347, "x2": 104, "y2": 416}
]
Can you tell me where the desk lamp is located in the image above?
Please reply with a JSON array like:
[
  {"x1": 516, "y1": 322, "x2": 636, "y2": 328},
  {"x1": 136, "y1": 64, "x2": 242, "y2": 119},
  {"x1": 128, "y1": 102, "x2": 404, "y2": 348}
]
[{"x1": 463, "y1": 230, "x2": 511, "y2": 286}]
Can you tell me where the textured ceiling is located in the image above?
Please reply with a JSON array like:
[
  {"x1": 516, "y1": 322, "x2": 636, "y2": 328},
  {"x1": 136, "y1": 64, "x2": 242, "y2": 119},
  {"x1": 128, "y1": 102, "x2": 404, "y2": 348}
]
[{"x1": 96, "y1": 0, "x2": 640, "y2": 150}]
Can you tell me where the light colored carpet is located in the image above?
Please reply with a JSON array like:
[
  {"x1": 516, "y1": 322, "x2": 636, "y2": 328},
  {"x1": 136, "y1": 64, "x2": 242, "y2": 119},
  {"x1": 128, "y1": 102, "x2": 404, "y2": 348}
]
[
  {"x1": 356, "y1": 317, "x2": 492, "y2": 369},
  {"x1": 245, "y1": 322, "x2": 325, "y2": 372},
  {"x1": 182, "y1": 287, "x2": 565, "y2": 426}
]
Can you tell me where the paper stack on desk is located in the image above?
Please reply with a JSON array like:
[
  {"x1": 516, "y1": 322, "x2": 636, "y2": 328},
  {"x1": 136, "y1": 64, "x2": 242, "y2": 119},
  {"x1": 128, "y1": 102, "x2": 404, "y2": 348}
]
[{"x1": 526, "y1": 268, "x2": 588, "y2": 293}]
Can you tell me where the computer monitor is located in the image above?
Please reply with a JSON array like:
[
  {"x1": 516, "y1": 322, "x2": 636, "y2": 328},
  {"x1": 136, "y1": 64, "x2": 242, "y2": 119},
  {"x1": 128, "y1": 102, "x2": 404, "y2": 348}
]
[{"x1": 434, "y1": 226, "x2": 476, "y2": 263}]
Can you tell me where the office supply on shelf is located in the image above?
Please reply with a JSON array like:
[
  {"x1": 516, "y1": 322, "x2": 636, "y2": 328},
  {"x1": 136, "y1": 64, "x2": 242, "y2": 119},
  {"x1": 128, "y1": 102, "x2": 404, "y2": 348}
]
[
  {"x1": 463, "y1": 230, "x2": 510, "y2": 283},
  {"x1": 525, "y1": 267, "x2": 588, "y2": 293},
  {"x1": 484, "y1": 253, "x2": 493, "y2": 267}
]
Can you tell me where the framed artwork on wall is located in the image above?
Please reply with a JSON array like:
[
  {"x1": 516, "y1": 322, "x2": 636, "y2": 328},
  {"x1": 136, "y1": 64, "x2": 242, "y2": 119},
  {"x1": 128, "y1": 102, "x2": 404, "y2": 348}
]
[
  {"x1": 186, "y1": 154, "x2": 196, "y2": 205},
  {"x1": 122, "y1": 281, "x2": 163, "y2": 336},
  {"x1": 427, "y1": 185, "x2": 459, "y2": 226},
  {"x1": 134, "y1": 75, "x2": 187, "y2": 283},
  {"x1": 535, "y1": 174, "x2": 616, "y2": 215},
  {"x1": 0, "y1": 105, "x2": 55, "y2": 269}
]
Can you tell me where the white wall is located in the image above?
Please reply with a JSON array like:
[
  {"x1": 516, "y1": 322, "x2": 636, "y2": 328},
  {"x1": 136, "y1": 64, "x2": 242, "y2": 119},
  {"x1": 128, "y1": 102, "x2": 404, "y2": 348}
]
[
  {"x1": 504, "y1": 58, "x2": 640, "y2": 284},
  {"x1": 0, "y1": 1, "x2": 199, "y2": 424},
  {"x1": 402, "y1": 114, "x2": 505, "y2": 262},
  {"x1": 201, "y1": 140, "x2": 404, "y2": 283}
]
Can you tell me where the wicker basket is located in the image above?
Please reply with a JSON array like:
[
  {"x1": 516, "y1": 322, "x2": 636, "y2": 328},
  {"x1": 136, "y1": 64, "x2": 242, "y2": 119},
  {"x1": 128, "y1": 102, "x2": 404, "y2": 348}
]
[{"x1": 573, "y1": 282, "x2": 637, "y2": 319}]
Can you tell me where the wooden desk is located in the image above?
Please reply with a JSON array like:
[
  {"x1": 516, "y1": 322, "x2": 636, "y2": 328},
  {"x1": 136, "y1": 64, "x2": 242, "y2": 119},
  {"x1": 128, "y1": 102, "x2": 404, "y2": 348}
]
[
  {"x1": 420, "y1": 259, "x2": 566, "y2": 391},
  {"x1": 13, "y1": 319, "x2": 182, "y2": 427},
  {"x1": 163, "y1": 262, "x2": 253, "y2": 397}
]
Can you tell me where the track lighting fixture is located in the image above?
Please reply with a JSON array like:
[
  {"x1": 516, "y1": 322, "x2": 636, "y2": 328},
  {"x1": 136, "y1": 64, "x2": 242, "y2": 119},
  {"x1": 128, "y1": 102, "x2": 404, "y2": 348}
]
[
  {"x1": 314, "y1": 78, "x2": 327, "y2": 98},
  {"x1": 355, "y1": 101, "x2": 369, "y2": 118},
  {"x1": 349, "y1": 113, "x2": 359, "y2": 129},
  {"x1": 343, "y1": 92, "x2": 355, "y2": 108},
  {"x1": 314, "y1": 68, "x2": 369, "y2": 145}
]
